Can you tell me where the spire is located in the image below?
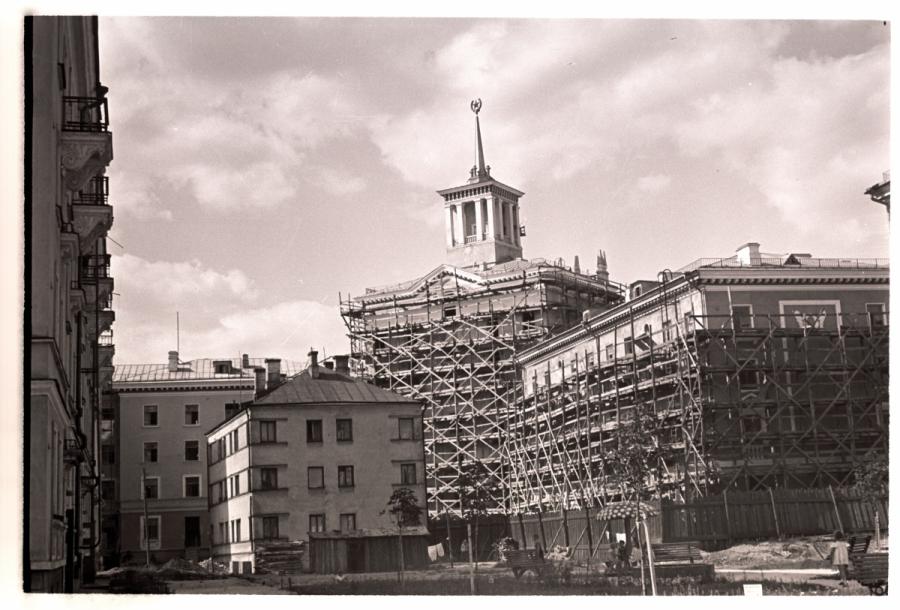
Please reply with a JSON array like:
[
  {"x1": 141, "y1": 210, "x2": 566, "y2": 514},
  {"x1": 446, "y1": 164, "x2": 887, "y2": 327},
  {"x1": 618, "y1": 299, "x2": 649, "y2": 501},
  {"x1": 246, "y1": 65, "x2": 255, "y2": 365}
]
[{"x1": 468, "y1": 98, "x2": 491, "y2": 183}]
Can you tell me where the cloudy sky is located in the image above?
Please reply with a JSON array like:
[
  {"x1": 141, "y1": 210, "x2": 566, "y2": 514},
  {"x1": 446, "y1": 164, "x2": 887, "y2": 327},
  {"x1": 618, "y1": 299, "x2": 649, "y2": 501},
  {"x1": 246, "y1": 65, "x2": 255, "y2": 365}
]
[{"x1": 99, "y1": 17, "x2": 890, "y2": 365}]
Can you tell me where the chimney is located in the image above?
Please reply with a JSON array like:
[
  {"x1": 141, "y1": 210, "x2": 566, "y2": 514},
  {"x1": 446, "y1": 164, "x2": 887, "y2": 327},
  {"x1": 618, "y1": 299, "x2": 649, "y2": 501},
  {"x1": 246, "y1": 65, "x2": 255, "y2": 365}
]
[
  {"x1": 308, "y1": 349, "x2": 319, "y2": 379},
  {"x1": 334, "y1": 355, "x2": 350, "y2": 376},
  {"x1": 242, "y1": 353, "x2": 250, "y2": 369},
  {"x1": 168, "y1": 350, "x2": 178, "y2": 373},
  {"x1": 254, "y1": 367, "x2": 266, "y2": 397},
  {"x1": 265, "y1": 358, "x2": 282, "y2": 389},
  {"x1": 736, "y1": 242, "x2": 762, "y2": 267}
]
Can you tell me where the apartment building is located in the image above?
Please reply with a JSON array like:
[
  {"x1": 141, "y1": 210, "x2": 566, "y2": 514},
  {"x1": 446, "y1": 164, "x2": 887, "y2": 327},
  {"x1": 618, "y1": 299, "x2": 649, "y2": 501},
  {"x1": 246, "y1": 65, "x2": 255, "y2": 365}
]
[
  {"x1": 107, "y1": 352, "x2": 301, "y2": 565},
  {"x1": 27, "y1": 16, "x2": 115, "y2": 591},
  {"x1": 509, "y1": 243, "x2": 889, "y2": 514},
  {"x1": 207, "y1": 351, "x2": 425, "y2": 574}
]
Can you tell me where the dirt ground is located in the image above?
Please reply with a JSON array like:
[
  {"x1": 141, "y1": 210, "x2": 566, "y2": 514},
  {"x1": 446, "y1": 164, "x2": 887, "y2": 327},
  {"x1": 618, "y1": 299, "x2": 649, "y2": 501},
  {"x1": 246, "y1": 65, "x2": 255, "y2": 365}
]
[{"x1": 103, "y1": 536, "x2": 886, "y2": 595}]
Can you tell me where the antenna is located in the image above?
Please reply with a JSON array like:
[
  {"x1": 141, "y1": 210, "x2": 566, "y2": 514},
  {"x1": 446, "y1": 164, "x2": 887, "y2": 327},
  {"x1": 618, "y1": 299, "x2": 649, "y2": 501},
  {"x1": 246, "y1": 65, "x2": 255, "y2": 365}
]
[{"x1": 176, "y1": 311, "x2": 180, "y2": 355}]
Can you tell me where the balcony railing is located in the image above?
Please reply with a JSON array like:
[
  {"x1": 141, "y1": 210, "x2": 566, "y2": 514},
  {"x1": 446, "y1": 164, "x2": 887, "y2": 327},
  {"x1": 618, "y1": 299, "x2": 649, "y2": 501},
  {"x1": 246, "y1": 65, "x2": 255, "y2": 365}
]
[
  {"x1": 99, "y1": 331, "x2": 115, "y2": 347},
  {"x1": 62, "y1": 96, "x2": 110, "y2": 132},
  {"x1": 74, "y1": 176, "x2": 109, "y2": 205},
  {"x1": 81, "y1": 254, "x2": 111, "y2": 279},
  {"x1": 679, "y1": 257, "x2": 889, "y2": 273}
]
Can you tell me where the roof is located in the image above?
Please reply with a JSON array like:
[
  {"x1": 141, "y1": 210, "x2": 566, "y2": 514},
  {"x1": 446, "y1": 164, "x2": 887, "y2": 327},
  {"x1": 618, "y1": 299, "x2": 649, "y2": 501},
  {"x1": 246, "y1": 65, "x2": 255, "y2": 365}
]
[
  {"x1": 113, "y1": 357, "x2": 305, "y2": 383},
  {"x1": 253, "y1": 368, "x2": 420, "y2": 406},
  {"x1": 309, "y1": 526, "x2": 429, "y2": 539}
]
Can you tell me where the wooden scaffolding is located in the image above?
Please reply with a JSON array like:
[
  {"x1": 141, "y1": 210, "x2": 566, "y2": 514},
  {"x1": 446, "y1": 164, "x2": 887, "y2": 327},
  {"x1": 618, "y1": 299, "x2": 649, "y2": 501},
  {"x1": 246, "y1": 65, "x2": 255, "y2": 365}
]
[{"x1": 506, "y1": 310, "x2": 889, "y2": 514}]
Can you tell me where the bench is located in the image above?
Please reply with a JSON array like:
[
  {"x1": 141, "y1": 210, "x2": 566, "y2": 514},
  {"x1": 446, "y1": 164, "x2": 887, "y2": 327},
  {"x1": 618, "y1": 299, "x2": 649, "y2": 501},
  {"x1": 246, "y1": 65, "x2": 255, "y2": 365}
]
[
  {"x1": 505, "y1": 549, "x2": 546, "y2": 579},
  {"x1": 853, "y1": 553, "x2": 888, "y2": 596},
  {"x1": 847, "y1": 535, "x2": 871, "y2": 568},
  {"x1": 651, "y1": 542, "x2": 703, "y2": 564},
  {"x1": 648, "y1": 541, "x2": 714, "y2": 579}
]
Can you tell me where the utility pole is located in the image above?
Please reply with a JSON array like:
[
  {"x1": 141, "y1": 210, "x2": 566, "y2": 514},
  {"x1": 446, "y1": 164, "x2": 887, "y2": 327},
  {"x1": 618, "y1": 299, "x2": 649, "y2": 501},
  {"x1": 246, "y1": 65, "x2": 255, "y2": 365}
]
[{"x1": 142, "y1": 468, "x2": 150, "y2": 568}]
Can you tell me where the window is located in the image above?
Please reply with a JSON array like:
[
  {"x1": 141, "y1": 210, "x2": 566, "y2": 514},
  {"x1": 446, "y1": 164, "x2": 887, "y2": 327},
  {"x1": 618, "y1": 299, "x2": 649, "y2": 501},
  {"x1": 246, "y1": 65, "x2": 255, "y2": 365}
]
[
  {"x1": 340, "y1": 513, "x2": 356, "y2": 532},
  {"x1": 231, "y1": 518, "x2": 241, "y2": 542},
  {"x1": 216, "y1": 438, "x2": 226, "y2": 461},
  {"x1": 444, "y1": 306, "x2": 457, "y2": 318},
  {"x1": 142, "y1": 477, "x2": 159, "y2": 500},
  {"x1": 867, "y1": 303, "x2": 886, "y2": 328},
  {"x1": 732, "y1": 305, "x2": 753, "y2": 330},
  {"x1": 623, "y1": 336, "x2": 633, "y2": 355},
  {"x1": 260, "y1": 467, "x2": 278, "y2": 490},
  {"x1": 338, "y1": 465, "x2": 355, "y2": 488},
  {"x1": 231, "y1": 474, "x2": 241, "y2": 496},
  {"x1": 308, "y1": 467, "x2": 324, "y2": 489},
  {"x1": 259, "y1": 421, "x2": 277, "y2": 443},
  {"x1": 605, "y1": 343, "x2": 614, "y2": 361},
  {"x1": 261, "y1": 516, "x2": 279, "y2": 540},
  {"x1": 141, "y1": 516, "x2": 160, "y2": 550},
  {"x1": 400, "y1": 463, "x2": 417, "y2": 485},
  {"x1": 398, "y1": 417, "x2": 416, "y2": 440},
  {"x1": 101, "y1": 407, "x2": 114, "y2": 420},
  {"x1": 219, "y1": 522, "x2": 226, "y2": 544},
  {"x1": 101, "y1": 480, "x2": 115, "y2": 502},
  {"x1": 185, "y1": 440, "x2": 199, "y2": 461},
  {"x1": 662, "y1": 319, "x2": 673, "y2": 343},
  {"x1": 101, "y1": 444, "x2": 115, "y2": 465},
  {"x1": 143, "y1": 442, "x2": 158, "y2": 463},
  {"x1": 336, "y1": 418, "x2": 353, "y2": 442},
  {"x1": 230, "y1": 429, "x2": 239, "y2": 452},
  {"x1": 306, "y1": 419, "x2": 323, "y2": 443},
  {"x1": 184, "y1": 516, "x2": 201, "y2": 548},
  {"x1": 184, "y1": 404, "x2": 199, "y2": 425},
  {"x1": 309, "y1": 514, "x2": 326, "y2": 533},
  {"x1": 184, "y1": 475, "x2": 201, "y2": 498},
  {"x1": 143, "y1": 405, "x2": 158, "y2": 427}
]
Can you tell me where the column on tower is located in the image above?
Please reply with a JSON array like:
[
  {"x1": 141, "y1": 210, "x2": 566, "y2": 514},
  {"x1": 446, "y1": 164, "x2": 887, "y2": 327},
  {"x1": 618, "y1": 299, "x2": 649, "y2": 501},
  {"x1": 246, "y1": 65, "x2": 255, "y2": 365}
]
[
  {"x1": 512, "y1": 203, "x2": 520, "y2": 245},
  {"x1": 453, "y1": 203, "x2": 465, "y2": 245},
  {"x1": 474, "y1": 198, "x2": 483, "y2": 242},
  {"x1": 490, "y1": 198, "x2": 499, "y2": 239},
  {"x1": 445, "y1": 204, "x2": 456, "y2": 247}
]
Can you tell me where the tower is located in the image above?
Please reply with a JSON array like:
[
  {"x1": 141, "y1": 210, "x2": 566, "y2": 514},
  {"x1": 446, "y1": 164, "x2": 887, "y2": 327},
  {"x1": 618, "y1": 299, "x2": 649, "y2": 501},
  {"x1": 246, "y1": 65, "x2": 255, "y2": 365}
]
[{"x1": 439, "y1": 99, "x2": 524, "y2": 269}]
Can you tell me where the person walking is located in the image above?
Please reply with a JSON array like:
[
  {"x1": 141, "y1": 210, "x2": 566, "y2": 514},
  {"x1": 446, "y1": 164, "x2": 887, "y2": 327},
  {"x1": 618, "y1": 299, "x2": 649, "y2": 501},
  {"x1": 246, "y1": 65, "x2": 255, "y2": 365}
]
[{"x1": 828, "y1": 531, "x2": 851, "y2": 586}]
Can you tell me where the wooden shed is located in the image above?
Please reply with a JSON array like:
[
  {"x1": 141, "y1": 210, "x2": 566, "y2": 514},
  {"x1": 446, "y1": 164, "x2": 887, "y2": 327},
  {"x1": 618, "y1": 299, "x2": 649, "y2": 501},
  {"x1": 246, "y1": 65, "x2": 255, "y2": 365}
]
[{"x1": 308, "y1": 526, "x2": 430, "y2": 574}]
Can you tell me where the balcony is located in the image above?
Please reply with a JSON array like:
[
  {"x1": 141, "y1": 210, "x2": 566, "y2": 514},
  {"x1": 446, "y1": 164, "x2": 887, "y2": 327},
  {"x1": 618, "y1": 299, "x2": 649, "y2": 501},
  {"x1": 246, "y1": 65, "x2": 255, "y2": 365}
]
[
  {"x1": 98, "y1": 332, "x2": 115, "y2": 367},
  {"x1": 60, "y1": 96, "x2": 113, "y2": 194},
  {"x1": 71, "y1": 180, "x2": 113, "y2": 249},
  {"x1": 81, "y1": 255, "x2": 114, "y2": 309},
  {"x1": 65, "y1": 436, "x2": 85, "y2": 465}
]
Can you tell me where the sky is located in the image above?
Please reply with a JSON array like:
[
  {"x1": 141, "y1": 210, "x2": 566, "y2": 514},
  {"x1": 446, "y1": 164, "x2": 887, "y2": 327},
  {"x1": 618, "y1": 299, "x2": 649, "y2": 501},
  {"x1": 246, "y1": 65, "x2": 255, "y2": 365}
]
[{"x1": 98, "y1": 17, "x2": 891, "y2": 365}]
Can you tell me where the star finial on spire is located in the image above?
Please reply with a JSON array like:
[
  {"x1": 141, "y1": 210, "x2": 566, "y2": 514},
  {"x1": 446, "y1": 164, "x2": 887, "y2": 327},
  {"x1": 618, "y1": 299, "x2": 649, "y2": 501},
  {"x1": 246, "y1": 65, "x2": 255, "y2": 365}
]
[
  {"x1": 470, "y1": 98, "x2": 482, "y2": 115},
  {"x1": 468, "y1": 98, "x2": 489, "y2": 183}
]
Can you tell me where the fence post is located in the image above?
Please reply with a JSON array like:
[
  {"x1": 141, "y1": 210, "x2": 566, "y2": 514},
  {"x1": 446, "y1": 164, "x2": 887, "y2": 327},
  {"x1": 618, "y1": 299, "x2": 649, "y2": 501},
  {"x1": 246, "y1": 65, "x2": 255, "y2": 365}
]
[
  {"x1": 562, "y1": 507, "x2": 570, "y2": 547},
  {"x1": 517, "y1": 513, "x2": 527, "y2": 552},
  {"x1": 828, "y1": 486, "x2": 844, "y2": 535},
  {"x1": 584, "y1": 505, "x2": 594, "y2": 570},
  {"x1": 537, "y1": 510, "x2": 547, "y2": 550},
  {"x1": 723, "y1": 490, "x2": 733, "y2": 543},
  {"x1": 768, "y1": 488, "x2": 781, "y2": 539}
]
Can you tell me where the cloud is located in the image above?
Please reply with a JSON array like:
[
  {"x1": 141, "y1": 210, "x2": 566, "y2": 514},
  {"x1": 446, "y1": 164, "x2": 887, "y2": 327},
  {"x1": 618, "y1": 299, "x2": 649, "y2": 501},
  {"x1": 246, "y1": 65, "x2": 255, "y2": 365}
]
[
  {"x1": 109, "y1": 253, "x2": 347, "y2": 363},
  {"x1": 636, "y1": 174, "x2": 672, "y2": 193}
]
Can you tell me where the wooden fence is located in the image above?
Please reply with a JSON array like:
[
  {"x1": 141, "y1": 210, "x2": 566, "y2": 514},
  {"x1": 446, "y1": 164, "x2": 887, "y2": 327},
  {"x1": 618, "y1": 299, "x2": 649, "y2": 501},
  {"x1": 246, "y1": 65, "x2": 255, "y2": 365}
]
[
  {"x1": 662, "y1": 487, "x2": 888, "y2": 546},
  {"x1": 512, "y1": 505, "x2": 664, "y2": 564}
]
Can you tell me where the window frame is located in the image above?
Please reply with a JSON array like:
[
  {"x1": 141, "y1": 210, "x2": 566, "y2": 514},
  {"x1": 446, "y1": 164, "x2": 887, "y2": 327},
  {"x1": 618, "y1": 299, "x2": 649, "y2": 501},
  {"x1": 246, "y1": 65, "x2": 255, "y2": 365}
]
[
  {"x1": 731, "y1": 304, "x2": 754, "y2": 330},
  {"x1": 142, "y1": 476, "x2": 160, "y2": 500},
  {"x1": 339, "y1": 513, "x2": 357, "y2": 532},
  {"x1": 184, "y1": 440, "x2": 200, "y2": 462},
  {"x1": 259, "y1": 467, "x2": 278, "y2": 490},
  {"x1": 261, "y1": 516, "x2": 279, "y2": 540},
  {"x1": 100, "y1": 479, "x2": 116, "y2": 502},
  {"x1": 143, "y1": 441, "x2": 158, "y2": 464},
  {"x1": 183, "y1": 474, "x2": 202, "y2": 498},
  {"x1": 397, "y1": 417, "x2": 416, "y2": 440},
  {"x1": 140, "y1": 515, "x2": 161, "y2": 550},
  {"x1": 309, "y1": 513, "x2": 326, "y2": 533},
  {"x1": 400, "y1": 463, "x2": 417, "y2": 485},
  {"x1": 143, "y1": 405, "x2": 159, "y2": 427},
  {"x1": 307, "y1": 466, "x2": 325, "y2": 489},
  {"x1": 338, "y1": 465, "x2": 355, "y2": 488},
  {"x1": 184, "y1": 404, "x2": 200, "y2": 426},
  {"x1": 101, "y1": 443, "x2": 115, "y2": 465},
  {"x1": 259, "y1": 420, "x2": 277, "y2": 443},
  {"x1": 306, "y1": 419, "x2": 323, "y2": 443},
  {"x1": 866, "y1": 302, "x2": 886, "y2": 329},
  {"x1": 335, "y1": 418, "x2": 353, "y2": 442}
]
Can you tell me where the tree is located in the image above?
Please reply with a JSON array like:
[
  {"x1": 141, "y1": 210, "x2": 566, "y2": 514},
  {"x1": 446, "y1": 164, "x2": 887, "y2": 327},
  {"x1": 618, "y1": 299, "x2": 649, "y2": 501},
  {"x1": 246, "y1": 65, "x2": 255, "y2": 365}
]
[
  {"x1": 456, "y1": 460, "x2": 497, "y2": 570},
  {"x1": 852, "y1": 453, "x2": 888, "y2": 547},
  {"x1": 386, "y1": 487, "x2": 422, "y2": 526}
]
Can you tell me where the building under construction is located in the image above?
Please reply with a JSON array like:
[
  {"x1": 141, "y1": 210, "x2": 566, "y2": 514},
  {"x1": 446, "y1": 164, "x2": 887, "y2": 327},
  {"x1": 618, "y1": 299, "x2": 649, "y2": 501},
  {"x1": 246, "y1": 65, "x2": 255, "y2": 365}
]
[
  {"x1": 341, "y1": 101, "x2": 624, "y2": 515},
  {"x1": 510, "y1": 243, "x2": 889, "y2": 514}
]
